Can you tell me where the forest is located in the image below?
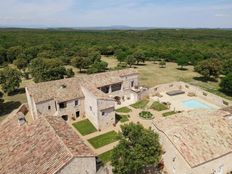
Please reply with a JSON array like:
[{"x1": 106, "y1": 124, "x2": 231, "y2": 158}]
[{"x1": 0, "y1": 28, "x2": 232, "y2": 95}]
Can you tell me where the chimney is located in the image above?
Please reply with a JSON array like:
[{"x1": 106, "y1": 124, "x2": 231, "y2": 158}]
[
  {"x1": 17, "y1": 112, "x2": 27, "y2": 126},
  {"x1": 60, "y1": 84, "x2": 67, "y2": 89}
]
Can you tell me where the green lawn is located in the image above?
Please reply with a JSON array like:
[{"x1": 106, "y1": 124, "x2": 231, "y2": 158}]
[
  {"x1": 72, "y1": 119, "x2": 97, "y2": 136},
  {"x1": 98, "y1": 150, "x2": 114, "y2": 164},
  {"x1": 88, "y1": 131, "x2": 119, "y2": 149},
  {"x1": 116, "y1": 114, "x2": 129, "y2": 123},
  {"x1": 162, "y1": 111, "x2": 177, "y2": 117},
  {"x1": 130, "y1": 100, "x2": 149, "y2": 109},
  {"x1": 150, "y1": 101, "x2": 168, "y2": 111},
  {"x1": 116, "y1": 106, "x2": 132, "y2": 113}
]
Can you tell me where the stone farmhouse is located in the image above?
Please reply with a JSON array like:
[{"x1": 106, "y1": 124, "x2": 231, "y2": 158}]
[
  {"x1": 26, "y1": 69, "x2": 144, "y2": 130},
  {"x1": 0, "y1": 105, "x2": 96, "y2": 174}
]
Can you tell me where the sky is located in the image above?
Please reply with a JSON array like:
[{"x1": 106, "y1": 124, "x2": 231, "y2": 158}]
[{"x1": 0, "y1": 0, "x2": 232, "y2": 28}]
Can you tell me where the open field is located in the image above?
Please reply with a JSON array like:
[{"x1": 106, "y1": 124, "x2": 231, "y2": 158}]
[
  {"x1": 0, "y1": 78, "x2": 33, "y2": 121},
  {"x1": 102, "y1": 56, "x2": 232, "y2": 100}
]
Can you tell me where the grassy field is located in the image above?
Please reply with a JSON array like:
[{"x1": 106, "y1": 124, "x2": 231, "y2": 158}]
[
  {"x1": 72, "y1": 119, "x2": 97, "y2": 136},
  {"x1": 102, "y1": 56, "x2": 232, "y2": 100},
  {"x1": 88, "y1": 131, "x2": 119, "y2": 149},
  {"x1": 0, "y1": 78, "x2": 32, "y2": 121}
]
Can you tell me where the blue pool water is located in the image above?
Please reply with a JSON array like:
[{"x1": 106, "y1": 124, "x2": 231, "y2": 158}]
[{"x1": 182, "y1": 99, "x2": 213, "y2": 109}]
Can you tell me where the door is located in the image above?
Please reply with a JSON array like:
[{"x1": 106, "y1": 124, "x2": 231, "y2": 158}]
[{"x1": 76, "y1": 111, "x2": 80, "y2": 118}]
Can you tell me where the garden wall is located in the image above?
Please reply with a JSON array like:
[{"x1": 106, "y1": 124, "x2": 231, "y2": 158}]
[{"x1": 149, "y1": 82, "x2": 232, "y2": 108}]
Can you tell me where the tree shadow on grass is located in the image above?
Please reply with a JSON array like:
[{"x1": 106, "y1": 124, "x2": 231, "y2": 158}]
[
  {"x1": 176, "y1": 67, "x2": 188, "y2": 71},
  {"x1": 8, "y1": 88, "x2": 25, "y2": 96},
  {"x1": 135, "y1": 63, "x2": 147, "y2": 66},
  {"x1": 193, "y1": 76, "x2": 218, "y2": 83},
  {"x1": 218, "y1": 88, "x2": 232, "y2": 97},
  {"x1": 0, "y1": 100, "x2": 22, "y2": 117}
]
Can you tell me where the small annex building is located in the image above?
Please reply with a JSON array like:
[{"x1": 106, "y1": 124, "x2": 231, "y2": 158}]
[{"x1": 152, "y1": 108, "x2": 232, "y2": 174}]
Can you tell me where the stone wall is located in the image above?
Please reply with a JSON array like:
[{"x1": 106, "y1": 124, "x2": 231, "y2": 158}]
[
  {"x1": 81, "y1": 86, "x2": 99, "y2": 129},
  {"x1": 58, "y1": 157, "x2": 96, "y2": 174},
  {"x1": 149, "y1": 82, "x2": 232, "y2": 108},
  {"x1": 121, "y1": 74, "x2": 139, "y2": 90}
]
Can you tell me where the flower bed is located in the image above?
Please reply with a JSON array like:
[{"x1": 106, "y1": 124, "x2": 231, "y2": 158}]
[{"x1": 139, "y1": 111, "x2": 154, "y2": 120}]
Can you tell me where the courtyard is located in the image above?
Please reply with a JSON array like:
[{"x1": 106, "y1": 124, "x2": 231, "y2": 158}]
[
  {"x1": 68, "y1": 81, "x2": 232, "y2": 165},
  {"x1": 69, "y1": 98, "x2": 177, "y2": 164}
]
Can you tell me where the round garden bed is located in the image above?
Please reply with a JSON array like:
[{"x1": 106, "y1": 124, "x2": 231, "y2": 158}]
[{"x1": 139, "y1": 111, "x2": 154, "y2": 120}]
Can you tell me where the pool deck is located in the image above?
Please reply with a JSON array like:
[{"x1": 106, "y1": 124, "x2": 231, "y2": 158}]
[{"x1": 151, "y1": 92, "x2": 220, "y2": 112}]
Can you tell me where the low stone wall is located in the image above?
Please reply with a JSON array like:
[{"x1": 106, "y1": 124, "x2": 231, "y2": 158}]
[{"x1": 149, "y1": 82, "x2": 231, "y2": 108}]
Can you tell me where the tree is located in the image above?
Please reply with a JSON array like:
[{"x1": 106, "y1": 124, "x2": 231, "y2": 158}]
[
  {"x1": 194, "y1": 58, "x2": 222, "y2": 80},
  {"x1": 87, "y1": 60, "x2": 108, "y2": 74},
  {"x1": 88, "y1": 51, "x2": 101, "y2": 63},
  {"x1": 6, "y1": 46, "x2": 23, "y2": 63},
  {"x1": 222, "y1": 58, "x2": 232, "y2": 75},
  {"x1": 66, "y1": 68, "x2": 75, "y2": 78},
  {"x1": 71, "y1": 56, "x2": 90, "y2": 72},
  {"x1": 176, "y1": 56, "x2": 189, "y2": 70},
  {"x1": 112, "y1": 123, "x2": 162, "y2": 174},
  {"x1": 13, "y1": 57, "x2": 28, "y2": 70},
  {"x1": 29, "y1": 58, "x2": 67, "y2": 83},
  {"x1": 159, "y1": 59, "x2": 166, "y2": 68},
  {"x1": 126, "y1": 55, "x2": 136, "y2": 68},
  {"x1": 133, "y1": 50, "x2": 146, "y2": 64},
  {"x1": 116, "y1": 52, "x2": 128, "y2": 63},
  {"x1": 220, "y1": 73, "x2": 232, "y2": 95},
  {"x1": 0, "y1": 67, "x2": 22, "y2": 94},
  {"x1": 0, "y1": 47, "x2": 7, "y2": 65}
]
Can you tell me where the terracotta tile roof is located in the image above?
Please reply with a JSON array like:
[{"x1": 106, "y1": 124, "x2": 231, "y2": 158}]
[
  {"x1": 45, "y1": 116, "x2": 95, "y2": 157},
  {"x1": 0, "y1": 110, "x2": 94, "y2": 174},
  {"x1": 153, "y1": 109, "x2": 232, "y2": 168},
  {"x1": 26, "y1": 77, "x2": 85, "y2": 103},
  {"x1": 221, "y1": 106, "x2": 232, "y2": 114},
  {"x1": 27, "y1": 69, "x2": 138, "y2": 103}
]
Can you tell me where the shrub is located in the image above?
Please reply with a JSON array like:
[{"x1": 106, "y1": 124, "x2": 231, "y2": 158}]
[{"x1": 139, "y1": 111, "x2": 154, "y2": 119}]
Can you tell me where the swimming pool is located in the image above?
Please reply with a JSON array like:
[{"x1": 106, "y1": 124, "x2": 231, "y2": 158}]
[{"x1": 182, "y1": 99, "x2": 213, "y2": 110}]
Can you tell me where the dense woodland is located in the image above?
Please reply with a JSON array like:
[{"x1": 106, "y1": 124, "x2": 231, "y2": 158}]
[{"x1": 0, "y1": 29, "x2": 232, "y2": 95}]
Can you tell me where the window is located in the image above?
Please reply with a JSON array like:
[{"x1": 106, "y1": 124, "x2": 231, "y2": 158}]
[
  {"x1": 59, "y1": 102, "x2": 67, "y2": 109},
  {"x1": 131, "y1": 81, "x2": 134, "y2": 87},
  {"x1": 48, "y1": 106, "x2": 51, "y2": 110},
  {"x1": 111, "y1": 83, "x2": 122, "y2": 92},
  {"x1": 102, "y1": 112, "x2": 105, "y2": 116},
  {"x1": 100, "y1": 86, "x2": 110, "y2": 94},
  {"x1": 90, "y1": 106, "x2": 92, "y2": 111},
  {"x1": 75, "y1": 100, "x2": 79, "y2": 106}
]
